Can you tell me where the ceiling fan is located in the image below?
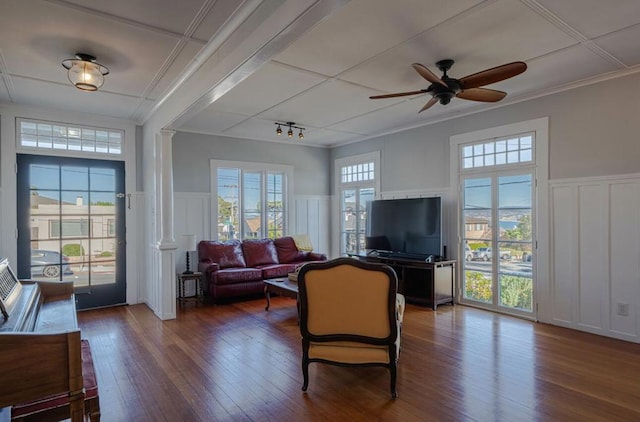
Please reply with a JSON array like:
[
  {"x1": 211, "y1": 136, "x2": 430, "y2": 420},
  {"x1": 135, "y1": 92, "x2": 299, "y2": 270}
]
[{"x1": 370, "y1": 59, "x2": 527, "y2": 112}]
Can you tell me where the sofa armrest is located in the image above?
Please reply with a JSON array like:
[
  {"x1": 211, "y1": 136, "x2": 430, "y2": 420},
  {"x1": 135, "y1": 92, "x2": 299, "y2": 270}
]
[
  {"x1": 306, "y1": 252, "x2": 327, "y2": 261},
  {"x1": 198, "y1": 262, "x2": 220, "y2": 282}
]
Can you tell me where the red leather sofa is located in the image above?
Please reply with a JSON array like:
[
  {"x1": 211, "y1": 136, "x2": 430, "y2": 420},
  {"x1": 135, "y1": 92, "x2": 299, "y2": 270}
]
[{"x1": 197, "y1": 236, "x2": 327, "y2": 302}]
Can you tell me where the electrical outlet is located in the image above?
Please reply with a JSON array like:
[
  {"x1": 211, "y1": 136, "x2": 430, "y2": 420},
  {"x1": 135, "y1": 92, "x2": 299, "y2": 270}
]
[{"x1": 616, "y1": 302, "x2": 630, "y2": 317}]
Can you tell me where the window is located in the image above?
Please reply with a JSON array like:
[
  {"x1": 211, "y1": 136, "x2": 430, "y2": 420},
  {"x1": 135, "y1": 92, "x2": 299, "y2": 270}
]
[
  {"x1": 462, "y1": 133, "x2": 533, "y2": 169},
  {"x1": 341, "y1": 162, "x2": 375, "y2": 183},
  {"x1": 50, "y1": 219, "x2": 90, "y2": 238},
  {"x1": 107, "y1": 219, "x2": 116, "y2": 237},
  {"x1": 17, "y1": 118, "x2": 123, "y2": 155},
  {"x1": 211, "y1": 160, "x2": 292, "y2": 241},
  {"x1": 335, "y1": 152, "x2": 380, "y2": 255}
]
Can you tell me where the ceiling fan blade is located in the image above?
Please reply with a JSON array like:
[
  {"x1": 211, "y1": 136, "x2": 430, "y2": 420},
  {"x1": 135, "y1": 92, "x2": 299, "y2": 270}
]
[
  {"x1": 457, "y1": 88, "x2": 507, "y2": 102},
  {"x1": 412, "y1": 63, "x2": 447, "y2": 87},
  {"x1": 418, "y1": 97, "x2": 438, "y2": 113},
  {"x1": 459, "y1": 61, "x2": 527, "y2": 90},
  {"x1": 370, "y1": 89, "x2": 427, "y2": 99}
]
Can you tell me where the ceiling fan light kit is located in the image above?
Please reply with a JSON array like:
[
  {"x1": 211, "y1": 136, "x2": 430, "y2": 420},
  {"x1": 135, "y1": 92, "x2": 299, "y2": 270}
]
[
  {"x1": 61, "y1": 53, "x2": 109, "y2": 92},
  {"x1": 274, "y1": 121, "x2": 305, "y2": 140},
  {"x1": 370, "y1": 59, "x2": 527, "y2": 113}
]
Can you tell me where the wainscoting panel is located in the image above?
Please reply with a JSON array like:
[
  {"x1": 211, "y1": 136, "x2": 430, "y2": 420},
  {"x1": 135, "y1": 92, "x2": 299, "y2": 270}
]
[
  {"x1": 577, "y1": 184, "x2": 608, "y2": 332},
  {"x1": 174, "y1": 193, "x2": 211, "y2": 274},
  {"x1": 550, "y1": 174, "x2": 640, "y2": 342},
  {"x1": 610, "y1": 182, "x2": 640, "y2": 337},
  {"x1": 135, "y1": 192, "x2": 148, "y2": 304},
  {"x1": 293, "y1": 195, "x2": 331, "y2": 256},
  {"x1": 550, "y1": 185, "x2": 576, "y2": 324}
]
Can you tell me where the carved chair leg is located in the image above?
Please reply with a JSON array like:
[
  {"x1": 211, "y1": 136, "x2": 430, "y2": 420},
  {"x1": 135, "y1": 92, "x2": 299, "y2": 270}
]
[
  {"x1": 390, "y1": 364, "x2": 398, "y2": 399},
  {"x1": 302, "y1": 359, "x2": 309, "y2": 392}
]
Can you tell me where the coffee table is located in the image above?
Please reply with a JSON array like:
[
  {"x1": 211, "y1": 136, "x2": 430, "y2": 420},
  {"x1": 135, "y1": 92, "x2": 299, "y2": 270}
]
[{"x1": 263, "y1": 277, "x2": 298, "y2": 311}]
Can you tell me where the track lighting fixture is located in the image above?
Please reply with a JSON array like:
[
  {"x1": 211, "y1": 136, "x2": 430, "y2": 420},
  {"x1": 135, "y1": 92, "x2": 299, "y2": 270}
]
[{"x1": 274, "y1": 121, "x2": 305, "y2": 140}]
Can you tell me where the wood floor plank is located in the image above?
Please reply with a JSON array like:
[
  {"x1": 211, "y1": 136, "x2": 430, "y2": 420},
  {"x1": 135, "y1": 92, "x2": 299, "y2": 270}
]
[{"x1": 76, "y1": 298, "x2": 640, "y2": 421}]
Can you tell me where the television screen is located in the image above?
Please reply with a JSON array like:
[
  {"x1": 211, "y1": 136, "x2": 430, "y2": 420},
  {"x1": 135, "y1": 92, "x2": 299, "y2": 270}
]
[{"x1": 366, "y1": 197, "x2": 442, "y2": 258}]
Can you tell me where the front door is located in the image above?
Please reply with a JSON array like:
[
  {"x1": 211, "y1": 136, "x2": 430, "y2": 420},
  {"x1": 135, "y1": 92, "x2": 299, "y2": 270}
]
[{"x1": 17, "y1": 154, "x2": 126, "y2": 309}]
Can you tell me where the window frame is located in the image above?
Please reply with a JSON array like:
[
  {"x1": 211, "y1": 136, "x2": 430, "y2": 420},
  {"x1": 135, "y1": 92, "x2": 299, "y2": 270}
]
[
  {"x1": 334, "y1": 151, "x2": 381, "y2": 256},
  {"x1": 210, "y1": 159, "x2": 293, "y2": 241},
  {"x1": 16, "y1": 118, "x2": 124, "y2": 157}
]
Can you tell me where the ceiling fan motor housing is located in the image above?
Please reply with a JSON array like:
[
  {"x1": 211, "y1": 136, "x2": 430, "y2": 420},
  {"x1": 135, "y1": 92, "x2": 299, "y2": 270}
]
[{"x1": 429, "y1": 77, "x2": 461, "y2": 104}]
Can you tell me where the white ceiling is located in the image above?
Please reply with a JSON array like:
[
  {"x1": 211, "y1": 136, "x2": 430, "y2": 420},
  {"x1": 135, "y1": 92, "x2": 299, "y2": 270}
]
[{"x1": 2, "y1": 0, "x2": 640, "y2": 147}]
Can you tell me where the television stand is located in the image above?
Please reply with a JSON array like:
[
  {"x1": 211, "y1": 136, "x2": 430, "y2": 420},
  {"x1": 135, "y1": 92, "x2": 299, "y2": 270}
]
[{"x1": 348, "y1": 253, "x2": 455, "y2": 310}]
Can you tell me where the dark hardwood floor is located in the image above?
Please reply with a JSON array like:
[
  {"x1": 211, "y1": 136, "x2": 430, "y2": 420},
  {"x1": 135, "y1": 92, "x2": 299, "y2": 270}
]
[{"x1": 77, "y1": 297, "x2": 640, "y2": 421}]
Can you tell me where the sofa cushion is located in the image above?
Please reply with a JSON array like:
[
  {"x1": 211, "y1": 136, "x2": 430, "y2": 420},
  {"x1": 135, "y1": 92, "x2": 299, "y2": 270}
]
[
  {"x1": 215, "y1": 268, "x2": 263, "y2": 285},
  {"x1": 274, "y1": 236, "x2": 307, "y2": 263},
  {"x1": 242, "y1": 239, "x2": 279, "y2": 267},
  {"x1": 198, "y1": 240, "x2": 246, "y2": 269},
  {"x1": 259, "y1": 263, "x2": 297, "y2": 279}
]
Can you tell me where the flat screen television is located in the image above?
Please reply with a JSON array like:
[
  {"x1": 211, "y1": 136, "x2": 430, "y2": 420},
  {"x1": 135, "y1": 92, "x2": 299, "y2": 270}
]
[{"x1": 366, "y1": 197, "x2": 442, "y2": 259}]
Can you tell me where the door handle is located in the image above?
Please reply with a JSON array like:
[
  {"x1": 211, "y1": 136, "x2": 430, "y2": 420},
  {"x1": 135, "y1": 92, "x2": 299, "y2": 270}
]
[{"x1": 116, "y1": 193, "x2": 132, "y2": 209}]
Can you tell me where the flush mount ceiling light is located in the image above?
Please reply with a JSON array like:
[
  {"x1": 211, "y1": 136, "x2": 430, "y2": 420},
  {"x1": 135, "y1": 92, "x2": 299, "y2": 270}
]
[
  {"x1": 61, "y1": 53, "x2": 109, "y2": 91},
  {"x1": 274, "y1": 121, "x2": 305, "y2": 140}
]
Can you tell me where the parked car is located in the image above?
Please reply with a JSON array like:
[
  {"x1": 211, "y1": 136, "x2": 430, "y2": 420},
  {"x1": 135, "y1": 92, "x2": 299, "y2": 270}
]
[
  {"x1": 464, "y1": 245, "x2": 475, "y2": 261},
  {"x1": 475, "y1": 247, "x2": 511, "y2": 261},
  {"x1": 31, "y1": 249, "x2": 74, "y2": 278}
]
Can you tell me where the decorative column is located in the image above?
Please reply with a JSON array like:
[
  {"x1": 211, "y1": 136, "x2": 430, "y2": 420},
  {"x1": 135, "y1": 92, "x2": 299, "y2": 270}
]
[{"x1": 155, "y1": 129, "x2": 177, "y2": 320}]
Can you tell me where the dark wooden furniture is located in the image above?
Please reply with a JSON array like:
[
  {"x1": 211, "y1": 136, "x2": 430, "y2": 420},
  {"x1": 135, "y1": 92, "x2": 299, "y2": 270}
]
[
  {"x1": 297, "y1": 258, "x2": 401, "y2": 398},
  {"x1": 349, "y1": 253, "x2": 455, "y2": 310},
  {"x1": 0, "y1": 258, "x2": 99, "y2": 421},
  {"x1": 263, "y1": 278, "x2": 298, "y2": 310},
  {"x1": 176, "y1": 272, "x2": 203, "y2": 306},
  {"x1": 11, "y1": 339, "x2": 100, "y2": 422}
]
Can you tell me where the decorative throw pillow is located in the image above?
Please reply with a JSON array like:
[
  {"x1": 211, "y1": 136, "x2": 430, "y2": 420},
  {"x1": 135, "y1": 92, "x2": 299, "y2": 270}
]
[{"x1": 292, "y1": 234, "x2": 314, "y2": 251}]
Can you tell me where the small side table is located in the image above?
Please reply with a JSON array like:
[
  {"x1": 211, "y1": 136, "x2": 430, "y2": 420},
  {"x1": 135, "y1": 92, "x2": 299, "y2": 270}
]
[{"x1": 176, "y1": 272, "x2": 203, "y2": 306}]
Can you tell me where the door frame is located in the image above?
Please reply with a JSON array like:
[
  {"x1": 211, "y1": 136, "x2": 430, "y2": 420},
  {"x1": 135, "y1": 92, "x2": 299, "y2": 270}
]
[
  {"x1": 16, "y1": 153, "x2": 127, "y2": 309},
  {"x1": 449, "y1": 118, "x2": 549, "y2": 321},
  {"x1": 459, "y1": 169, "x2": 536, "y2": 318}
]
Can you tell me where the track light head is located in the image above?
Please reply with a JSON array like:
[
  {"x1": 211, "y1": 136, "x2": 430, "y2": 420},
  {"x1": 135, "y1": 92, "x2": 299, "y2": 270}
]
[{"x1": 274, "y1": 121, "x2": 305, "y2": 140}]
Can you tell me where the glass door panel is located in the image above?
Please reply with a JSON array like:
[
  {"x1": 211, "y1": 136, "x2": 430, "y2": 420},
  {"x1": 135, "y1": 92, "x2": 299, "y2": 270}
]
[
  {"x1": 497, "y1": 174, "x2": 533, "y2": 312},
  {"x1": 462, "y1": 177, "x2": 493, "y2": 303},
  {"x1": 357, "y1": 187, "x2": 375, "y2": 253},
  {"x1": 340, "y1": 189, "x2": 356, "y2": 254},
  {"x1": 17, "y1": 154, "x2": 126, "y2": 309}
]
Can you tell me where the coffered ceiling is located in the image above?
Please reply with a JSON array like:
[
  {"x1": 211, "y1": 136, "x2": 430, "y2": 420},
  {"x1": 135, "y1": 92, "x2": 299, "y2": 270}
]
[{"x1": 1, "y1": 0, "x2": 640, "y2": 147}]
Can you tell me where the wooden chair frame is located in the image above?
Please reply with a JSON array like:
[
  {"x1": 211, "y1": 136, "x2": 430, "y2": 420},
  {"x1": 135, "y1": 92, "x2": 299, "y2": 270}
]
[{"x1": 297, "y1": 257, "x2": 400, "y2": 398}]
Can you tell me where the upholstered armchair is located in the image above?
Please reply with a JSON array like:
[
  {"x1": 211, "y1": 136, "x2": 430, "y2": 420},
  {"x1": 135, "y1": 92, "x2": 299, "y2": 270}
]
[{"x1": 297, "y1": 257, "x2": 403, "y2": 399}]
